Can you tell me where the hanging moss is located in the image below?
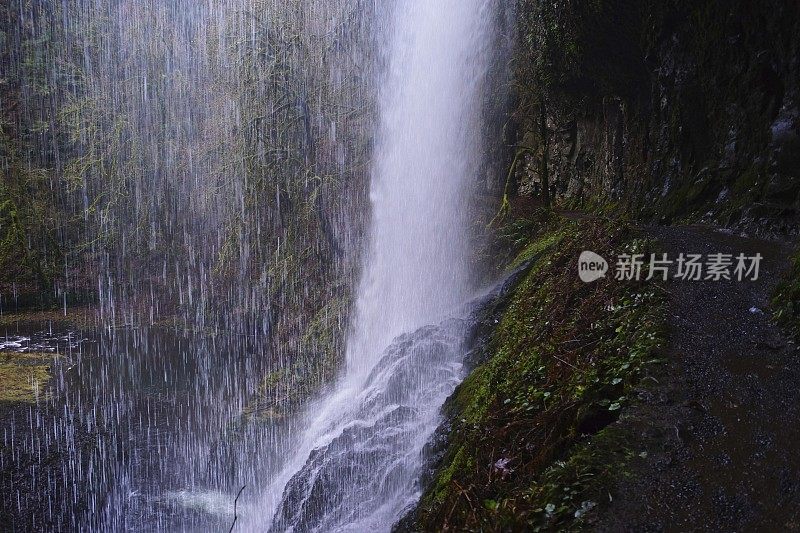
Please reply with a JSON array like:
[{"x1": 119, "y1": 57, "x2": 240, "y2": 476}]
[{"x1": 244, "y1": 291, "x2": 350, "y2": 421}]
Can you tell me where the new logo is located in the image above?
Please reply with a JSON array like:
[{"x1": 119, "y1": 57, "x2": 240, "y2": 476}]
[{"x1": 578, "y1": 251, "x2": 608, "y2": 283}]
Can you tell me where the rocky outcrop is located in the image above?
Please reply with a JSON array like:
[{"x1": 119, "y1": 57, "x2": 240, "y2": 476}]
[{"x1": 510, "y1": 0, "x2": 800, "y2": 235}]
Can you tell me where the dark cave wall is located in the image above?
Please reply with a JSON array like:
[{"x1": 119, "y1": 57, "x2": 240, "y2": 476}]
[{"x1": 511, "y1": 0, "x2": 800, "y2": 234}]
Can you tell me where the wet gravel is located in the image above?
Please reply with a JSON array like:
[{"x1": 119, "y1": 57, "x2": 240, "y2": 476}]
[{"x1": 596, "y1": 225, "x2": 800, "y2": 532}]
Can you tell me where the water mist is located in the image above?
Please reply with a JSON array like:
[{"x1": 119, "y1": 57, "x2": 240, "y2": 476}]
[{"x1": 254, "y1": 1, "x2": 497, "y2": 530}]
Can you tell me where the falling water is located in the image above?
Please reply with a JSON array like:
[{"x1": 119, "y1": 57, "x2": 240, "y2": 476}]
[
  {"x1": 252, "y1": 1, "x2": 497, "y2": 530},
  {"x1": 2, "y1": 0, "x2": 375, "y2": 529}
]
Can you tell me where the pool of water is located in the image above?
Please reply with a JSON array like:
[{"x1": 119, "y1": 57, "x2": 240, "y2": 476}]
[{"x1": 0, "y1": 318, "x2": 288, "y2": 531}]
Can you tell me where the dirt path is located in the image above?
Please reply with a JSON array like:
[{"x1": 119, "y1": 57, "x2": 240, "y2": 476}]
[{"x1": 598, "y1": 225, "x2": 800, "y2": 532}]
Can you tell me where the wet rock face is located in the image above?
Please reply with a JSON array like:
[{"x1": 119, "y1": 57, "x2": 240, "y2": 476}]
[
  {"x1": 512, "y1": 0, "x2": 800, "y2": 234},
  {"x1": 767, "y1": 104, "x2": 800, "y2": 200},
  {"x1": 268, "y1": 319, "x2": 472, "y2": 533}
]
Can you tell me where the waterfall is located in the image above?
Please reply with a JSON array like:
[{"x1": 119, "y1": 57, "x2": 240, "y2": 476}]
[
  {"x1": 253, "y1": 1, "x2": 497, "y2": 530},
  {"x1": 0, "y1": 0, "x2": 498, "y2": 529},
  {"x1": 347, "y1": 0, "x2": 494, "y2": 380}
]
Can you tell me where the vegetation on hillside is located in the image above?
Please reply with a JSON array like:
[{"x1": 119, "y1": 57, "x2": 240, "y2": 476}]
[
  {"x1": 773, "y1": 249, "x2": 800, "y2": 339},
  {"x1": 1, "y1": 0, "x2": 376, "y2": 409},
  {"x1": 405, "y1": 214, "x2": 666, "y2": 530}
]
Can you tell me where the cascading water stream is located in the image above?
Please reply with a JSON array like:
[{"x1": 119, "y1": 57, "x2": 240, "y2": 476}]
[
  {"x1": 252, "y1": 1, "x2": 496, "y2": 530},
  {"x1": 0, "y1": 0, "x2": 498, "y2": 530}
]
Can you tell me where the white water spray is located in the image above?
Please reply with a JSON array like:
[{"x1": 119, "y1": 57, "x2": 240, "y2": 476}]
[
  {"x1": 0, "y1": 0, "x2": 497, "y2": 529},
  {"x1": 254, "y1": 1, "x2": 497, "y2": 530},
  {"x1": 348, "y1": 0, "x2": 492, "y2": 376}
]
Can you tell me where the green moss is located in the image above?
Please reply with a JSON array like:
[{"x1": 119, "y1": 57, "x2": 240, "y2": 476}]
[
  {"x1": 732, "y1": 166, "x2": 761, "y2": 199},
  {"x1": 521, "y1": 424, "x2": 637, "y2": 530},
  {"x1": 0, "y1": 307, "x2": 95, "y2": 328},
  {"x1": 0, "y1": 351, "x2": 60, "y2": 363},
  {"x1": 245, "y1": 294, "x2": 349, "y2": 421},
  {"x1": 0, "y1": 352, "x2": 56, "y2": 403},
  {"x1": 452, "y1": 365, "x2": 493, "y2": 425},
  {"x1": 657, "y1": 169, "x2": 723, "y2": 224},
  {"x1": 510, "y1": 228, "x2": 567, "y2": 270},
  {"x1": 773, "y1": 249, "x2": 800, "y2": 339},
  {"x1": 410, "y1": 215, "x2": 667, "y2": 531},
  {"x1": 427, "y1": 446, "x2": 475, "y2": 507}
]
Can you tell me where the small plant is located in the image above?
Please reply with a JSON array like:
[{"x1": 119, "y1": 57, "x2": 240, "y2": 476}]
[{"x1": 773, "y1": 250, "x2": 800, "y2": 339}]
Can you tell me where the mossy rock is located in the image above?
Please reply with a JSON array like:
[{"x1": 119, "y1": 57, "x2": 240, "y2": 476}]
[
  {"x1": 406, "y1": 215, "x2": 667, "y2": 531},
  {"x1": 0, "y1": 351, "x2": 57, "y2": 402}
]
